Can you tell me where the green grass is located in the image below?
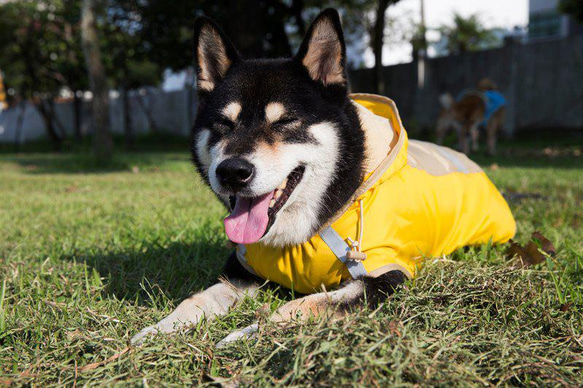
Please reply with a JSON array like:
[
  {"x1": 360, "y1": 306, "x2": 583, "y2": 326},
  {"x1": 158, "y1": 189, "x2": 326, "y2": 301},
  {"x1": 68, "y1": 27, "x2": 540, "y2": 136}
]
[{"x1": 1, "y1": 141, "x2": 582, "y2": 386}]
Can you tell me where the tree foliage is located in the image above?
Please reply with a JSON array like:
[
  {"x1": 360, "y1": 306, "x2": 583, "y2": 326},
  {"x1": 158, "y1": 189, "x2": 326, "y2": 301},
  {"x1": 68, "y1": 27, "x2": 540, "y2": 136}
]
[
  {"x1": 560, "y1": 0, "x2": 583, "y2": 22},
  {"x1": 0, "y1": 0, "x2": 87, "y2": 98},
  {"x1": 438, "y1": 13, "x2": 499, "y2": 55},
  {"x1": 0, "y1": 0, "x2": 163, "y2": 149},
  {"x1": 0, "y1": 0, "x2": 409, "y2": 151},
  {"x1": 110, "y1": 0, "x2": 386, "y2": 69},
  {"x1": 0, "y1": 0, "x2": 402, "y2": 96},
  {"x1": 0, "y1": 0, "x2": 87, "y2": 148}
]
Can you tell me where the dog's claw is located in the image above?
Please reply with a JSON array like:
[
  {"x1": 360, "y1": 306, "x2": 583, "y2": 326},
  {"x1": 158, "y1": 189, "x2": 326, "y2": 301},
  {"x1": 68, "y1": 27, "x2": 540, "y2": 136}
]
[
  {"x1": 216, "y1": 323, "x2": 259, "y2": 348},
  {"x1": 131, "y1": 325, "x2": 160, "y2": 346}
]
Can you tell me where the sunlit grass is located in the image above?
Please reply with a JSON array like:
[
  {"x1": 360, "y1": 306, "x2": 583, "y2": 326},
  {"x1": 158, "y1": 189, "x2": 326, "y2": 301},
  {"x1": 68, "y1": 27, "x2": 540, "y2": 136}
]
[{"x1": 0, "y1": 145, "x2": 582, "y2": 385}]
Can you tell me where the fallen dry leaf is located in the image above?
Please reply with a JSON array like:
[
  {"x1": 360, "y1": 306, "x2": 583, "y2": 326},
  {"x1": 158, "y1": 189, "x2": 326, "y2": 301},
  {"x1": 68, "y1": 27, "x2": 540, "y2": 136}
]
[
  {"x1": 531, "y1": 231, "x2": 556, "y2": 257},
  {"x1": 489, "y1": 163, "x2": 500, "y2": 171},
  {"x1": 78, "y1": 347, "x2": 130, "y2": 371},
  {"x1": 506, "y1": 240, "x2": 528, "y2": 263},
  {"x1": 505, "y1": 231, "x2": 556, "y2": 268},
  {"x1": 388, "y1": 320, "x2": 403, "y2": 337},
  {"x1": 131, "y1": 166, "x2": 139, "y2": 173}
]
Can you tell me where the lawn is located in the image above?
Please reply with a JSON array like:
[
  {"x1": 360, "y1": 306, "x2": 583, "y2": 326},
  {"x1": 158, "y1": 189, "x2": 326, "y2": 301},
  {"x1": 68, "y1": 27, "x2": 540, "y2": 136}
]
[{"x1": 1, "y1": 141, "x2": 582, "y2": 385}]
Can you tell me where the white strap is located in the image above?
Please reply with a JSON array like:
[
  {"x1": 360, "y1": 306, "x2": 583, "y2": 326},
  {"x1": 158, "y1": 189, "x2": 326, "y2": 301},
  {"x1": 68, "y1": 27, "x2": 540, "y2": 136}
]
[{"x1": 319, "y1": 226, "x2": 368, "y2": 279}]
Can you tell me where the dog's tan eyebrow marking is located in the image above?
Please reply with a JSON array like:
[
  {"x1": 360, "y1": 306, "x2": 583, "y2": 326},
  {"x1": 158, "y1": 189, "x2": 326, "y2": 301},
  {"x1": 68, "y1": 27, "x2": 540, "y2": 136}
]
[
  {"x1": 265, "y1": 102, "x2": 286, "y2": 123},
  {"x1": 222, "y1": 102, "x2": 242, "y2": 121}
]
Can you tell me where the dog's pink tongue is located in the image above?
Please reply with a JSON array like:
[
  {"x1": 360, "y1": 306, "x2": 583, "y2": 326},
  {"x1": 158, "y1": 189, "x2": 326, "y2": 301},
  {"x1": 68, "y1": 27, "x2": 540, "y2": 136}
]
[{"x1": 224, "y1": 192, "x2": 273, "y2": 244}]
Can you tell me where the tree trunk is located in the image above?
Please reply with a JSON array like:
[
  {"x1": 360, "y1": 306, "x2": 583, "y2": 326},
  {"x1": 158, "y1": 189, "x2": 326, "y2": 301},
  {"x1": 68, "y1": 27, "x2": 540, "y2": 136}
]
[
  {"x1": 36, "y1": 97, "x2": 62, "y2": 151},
  {"x1": 48, "y1": 97, "x2": 67, "y2": 139},
  {"x1": 415, "y1": 0, "x2": 427, "y2": 90},
  {"x1": 373, "y1": 0, "x2": 390, "y2": 94},
  {"x1": 14, "y1": 100, "x2": 27, "y2": 152},
  {"x1": 81, "y1": 0, "x2": 113, "y2": 164},
  {"x1": 137, "y1": 91, "x2": 158, "y2": 133},
  {"x1": 22, "y1": 20, "x2": 62, "y2": 151},
  {"x1": 122, "y1": 86, "x2": 133, "y2": 150},
  {"x1": 73, "y1": 92, "x2": 82, "y2": 141}
]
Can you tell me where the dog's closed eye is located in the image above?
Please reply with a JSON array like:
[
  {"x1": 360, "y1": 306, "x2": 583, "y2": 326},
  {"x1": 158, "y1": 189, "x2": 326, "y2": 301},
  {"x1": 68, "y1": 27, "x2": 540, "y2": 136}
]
[
  {"x1": 215, "y1": 118, "x2": 235, "y2": 131},
  {"x1": 272, "y1": 117, "x2": 299, "y2": 129}
]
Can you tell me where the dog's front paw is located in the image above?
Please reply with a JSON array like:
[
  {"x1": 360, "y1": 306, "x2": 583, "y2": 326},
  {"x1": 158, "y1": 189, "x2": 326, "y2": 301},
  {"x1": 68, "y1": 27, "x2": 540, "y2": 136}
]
[
  {"x1": 215, "y1": 323, "x2": 259, "y2": 348},
  {"x1": 131, "y1": 325, "x2": 161, "y2": 346},
  {"x1": 130, "y1": 314, "x2": 199, "y2": 346}
]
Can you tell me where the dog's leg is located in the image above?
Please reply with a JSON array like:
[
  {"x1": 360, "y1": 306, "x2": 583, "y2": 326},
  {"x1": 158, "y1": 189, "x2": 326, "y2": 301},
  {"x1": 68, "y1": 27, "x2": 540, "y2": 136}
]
[
  {"x1": 487, "y1": 109, "x2": 504, "y2": 156},
  {"x1": 486, "y1": 120, "x2": 497, "y2": 156},
  {"x1": 216, "y1": 271, "x2": 406, "y2": 347},
  {"x1": 459, "y1": 124, "x2": 470, "y2": 154},
  {"x1": 470, "y1": 123, "x2": 480, "y2": 152},
  {"x1": 131, "y1": 253, "x2": 261, "y2": 345},
  {"x1": 271, "y1": 271, "x2": 406, "y2": 323},
  {"x1": 451, "y1": 120, "x2": 463, "y2": 150},
  {"x1": 435, "y1": 117, "x2": 450, "y2": 145}
]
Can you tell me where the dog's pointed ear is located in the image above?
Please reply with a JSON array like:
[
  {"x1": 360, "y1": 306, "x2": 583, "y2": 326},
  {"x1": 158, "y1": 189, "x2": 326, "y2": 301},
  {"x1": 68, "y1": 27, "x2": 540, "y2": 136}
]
[
  {"x1": 295, "y1": 9, "x2": 347, "y2": 86},
  {"x1": 193, "y1": 16, "x2": 240, "y2": 94}
]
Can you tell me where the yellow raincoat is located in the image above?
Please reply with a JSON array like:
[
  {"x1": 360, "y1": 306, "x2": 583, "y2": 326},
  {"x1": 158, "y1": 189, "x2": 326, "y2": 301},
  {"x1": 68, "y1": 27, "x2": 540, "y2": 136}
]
[{"x1": 236, "y1": 94, "x2": 516, "y2": 294}]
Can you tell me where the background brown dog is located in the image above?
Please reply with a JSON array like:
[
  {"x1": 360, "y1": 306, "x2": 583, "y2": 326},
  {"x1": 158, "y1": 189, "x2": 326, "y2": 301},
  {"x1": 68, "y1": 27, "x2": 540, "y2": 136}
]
[{"x1": 436, "y1": 78, "x2": 506, "y2": 155}]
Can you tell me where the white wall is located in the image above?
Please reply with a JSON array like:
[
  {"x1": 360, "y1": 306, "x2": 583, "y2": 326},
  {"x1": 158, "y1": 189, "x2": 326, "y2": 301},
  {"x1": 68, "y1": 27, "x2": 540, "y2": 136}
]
[{"x1": 0, "y1": 88, "x2": 196, "y2": 144}]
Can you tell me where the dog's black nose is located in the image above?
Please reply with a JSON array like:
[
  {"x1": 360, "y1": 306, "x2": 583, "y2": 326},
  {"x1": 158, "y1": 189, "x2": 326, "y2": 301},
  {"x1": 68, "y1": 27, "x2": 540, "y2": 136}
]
[{"x1": 216, "y1": 158, "x2": 255, "y2": 191}]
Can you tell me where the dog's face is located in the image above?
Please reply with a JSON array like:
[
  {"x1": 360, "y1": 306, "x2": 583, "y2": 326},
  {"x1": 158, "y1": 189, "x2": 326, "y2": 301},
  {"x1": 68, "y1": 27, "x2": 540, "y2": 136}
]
[{"x1": 191, "y1": 9, "x2": 365, "y2": 247}]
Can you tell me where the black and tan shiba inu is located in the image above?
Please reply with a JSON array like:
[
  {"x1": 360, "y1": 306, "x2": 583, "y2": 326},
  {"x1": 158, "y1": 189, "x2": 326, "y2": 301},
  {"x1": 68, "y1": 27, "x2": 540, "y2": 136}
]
[{"x1": 132, "y1": 9, "x2": 515, "y2": 346}]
